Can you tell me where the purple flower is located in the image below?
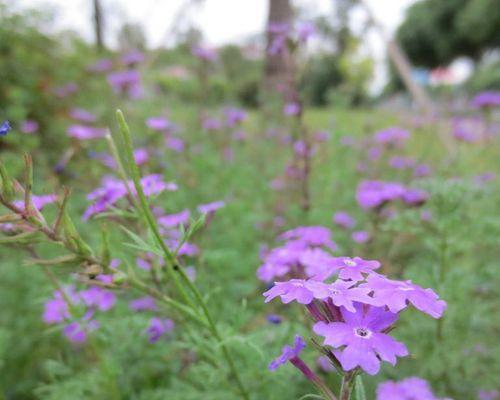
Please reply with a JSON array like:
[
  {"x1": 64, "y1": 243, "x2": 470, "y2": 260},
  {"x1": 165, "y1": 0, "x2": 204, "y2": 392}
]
[
  {"x1": 43, "y1": 297, "x2": 70, "y2": 324},
  {"x1": 14, "y1": 194, "x2": 57, "y2": 211},
  {"x1": 145, "y1": 317, "x2": 175, "y2": 343},
  {"x1": 352, "y1": 230, "x2": 371, "y2": 244},
  {"x1": 389, "y1": 156, "x2": 415, "y2": 170},
  {"x1": 299, "y1": 248, "x2": 340, "y2": 281},
  {"x1": 87, "y1": 58, "x2": 113, "y2": 73},
  {"x1": 166, "y1": 136, "x2": 185, "y2": 152},
  {"x1": 202, "y1": 118, "x2": 222, "y2": 131},
  {"x1": 263, "y1": 279, "x2": 329, "y2": 304},
  {"x1": 267, "y1": 314, "x2": 282, "y2": 324},
  {"x1": 192, "y1": 46, "x2": 217, "y2": 62},
  {"x1": 20, "y1": 120, "x2": 39, "y2": 134},
  {"x1": 297, "y1": 21, "x2": 316, "y2": 42},
  {"x1": 452, "y1": 117, "x2": 483, "y2": 143},
  {"x1": 122, "y1": 49, "x2": 145, "y2": 65},
  {"x1": 107, "y1": 70, "x2": 143, "y2": 99},
  {"x1": 471, "y1": 91, "x2": 500, "y2": 108},
  {"x1": 224, "y1": 107, "x2": 247, "y2": 127},
  {"x1": 133, "y1": 148, "x2": 149, "y2": 166},
  {"x1": 0, "y1": 120, "x2": 11, "y2": 136},
  {"x1": 67, "y1": 125, "x2": 107, "y2": 140},
  {"x1": 269, "y1": 335, "x2": 306, "y2": 371},
  {"x1": 324, "y1": 280, "x2": 374, "y2": 312},
  {"x1": 129, "y1": 296, "x2": 157, "y2": 312},
  {"x1": 333, "y1": 211, "x2": 355, "y2": 229},
  {"x1": 402, "y1": 188, "x2": 429, "y2": 206},
  {"x1": 361, "y1": 274, "x2": 447, "y2": 318},
  {"x1": 147, "y1": 117, "x2": 172, "y2": 131},
  {"x1": 414, "y1": 164, "x2": 432, "y2": 178},
  {"x1": 63, "y1": 322, "x2": 88, "y2": 343},
  {"x1": 70, "y1": 108, "x2": 97, "y2": 123},
  {"x1": 284, "y1": 102, "x2": 301, "y2": 116},
  {"x1": 373, "y1": 127, "x2": 410, "y2": 146},
  {"x1": 139, "y1": 174, "x2": 177, "y2": 196},
  {"x1": 331, "y1": 257, "x2": 381, "y2": 281},
  {"x1": 197, "y1": 200, "x2": 225, "y2": 214},
  {"x1": 356, "y1": 180, "x2": 406, "y2": 210},
  {"x1": 279, "y1": 226, "x2": 336, "y2": 251},
  {"x1": 377, "y1": 377, "x2": 437, "y2": 400},
  {"x1": 478, "y1": 390, "x2": 500, "y2": 400},
  {"x1": 158, "y1": 209, "x2": 191, "y2": 228},
  {"x1": 79, "y1": 287, "x2": 116, "y2": 311},
  {"x1": 313, "y1": 304, "x2": 408, "y2": 375}
]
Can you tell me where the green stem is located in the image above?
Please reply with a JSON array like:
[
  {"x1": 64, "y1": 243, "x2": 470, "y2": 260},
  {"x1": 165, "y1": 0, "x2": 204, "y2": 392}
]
[
  {"x1": 115, "y1": 110, "x2": 250, "y2": 400},
  {"x1": 340, "y1": 373, "x2": 355, "y2": 400}
]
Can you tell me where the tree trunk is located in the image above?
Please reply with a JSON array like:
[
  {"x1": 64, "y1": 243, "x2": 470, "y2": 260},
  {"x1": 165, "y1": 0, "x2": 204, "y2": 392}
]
[
  {"x1": 264, "y1": 0, "x2": 294, "y2": 95},
  {"x1": 93, "y1": 0, "x2": 105, "y2": 52}
]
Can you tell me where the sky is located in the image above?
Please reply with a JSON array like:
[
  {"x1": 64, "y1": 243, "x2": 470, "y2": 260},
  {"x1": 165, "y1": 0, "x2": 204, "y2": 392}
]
[{"x1": 13, "y1": 0, "x2": 419, "y2": 91}]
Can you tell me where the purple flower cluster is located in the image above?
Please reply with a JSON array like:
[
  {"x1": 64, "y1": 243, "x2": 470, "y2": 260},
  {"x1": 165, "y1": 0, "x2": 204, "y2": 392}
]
[
  {"x1": 267, "y1": 20, "x2": 315, "y2": 55},
  {"x1": 107, "y1": 70, "x2": 143, "y2": 99},
  {"x1": 83, "y1": 174, "x2": 177, "y2": 219},
  {"x1": 377, "y1": 377, "x2": 439, "y2": 400},
  {"x1": 373, "y1": 127, "x2": 410, "y2": 147},
  {"x1": 263, "y1": 230, "x2": 446, "y2": 375},
  {"x1": 356, "y1": 180, "x2": 429, "y2": 210},
  {"x1": 257, "y1": 226, "x2": 337, "y2": 282},
  {"x1": 471, "y1": 91, "x2": 500, "y2": 109},
  {"x1": 43, "y1": 285, "x2": 115, "y2": 343}
]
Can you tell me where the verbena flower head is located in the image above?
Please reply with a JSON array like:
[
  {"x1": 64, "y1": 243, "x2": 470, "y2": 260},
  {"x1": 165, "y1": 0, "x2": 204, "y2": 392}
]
[
  {"x1": 314, "y1": 304, "x2": 408, "y2": 375},
  {"x1": 129, "y1": 296, "x2": 157, "y2": 312},
  {"x1": 279, "y1": 226, "x2": 336, "y2": 250},
  {"x1": 284, "y1": 102, "x2": 301, "y2": 116},
  {"x1": 122, "y1": 49, "x2": 145, "y2": 65},
  {"x1": 107, "y1": 70, "x2": 143, "y2": 99},
  {"x1": 352, "y1": 230, "x2": 370, "y2": 244},
  {"x1": 146, "y1": 116, "x2": 173, "y2": 131},
  {"x1": 158, "y1": 209, "x2": 191, "y2": 228},
  {"x1": 197, "y1": 200, "x2": 225, "y2": 214},
  {"x1": 451, "y1": 117, "x2": 483, "y2": 143},
  {"x1": 146, "y1": 317, "x2": 175, "y2": 343},
  {"x1": 269, "y1": 335, "x2": 306, "y2": 371},
  {"x1": 0, "y1": 120, "x2": 12, "y2": 136},
  {"x1": 356, "y1": 181, "x2": 406, "y2": 210},
  {"x1": 471, "y1": 91, "x2": 500, "y2": 109},
  {"x1": 87, "y1": 58, "x2": 113, "y2": 73},
  {"x1": 70, "y1": 108, "x2": 97, "y2": 123},
  {"x1": 224, "y1": 107, "x2": 247, "y2": 127},
  {"x1": 20, "y1": 120, "x2": 38, "y2": 134},
  {"x1": 333, "y1": 211, "x2": 355, "y2": 229},
  {"x1": 373, "y1": 127, "x2": 410, "y2": 146},
  {"x1": 14, "y1": 194, "x2": 57, "y2": 211},
  {"x1": 67, "y1": 125, "x2": 106, "y2": 140},
  {"x1": 377, "y1": 377, "x2": 438, "y2": 400}
]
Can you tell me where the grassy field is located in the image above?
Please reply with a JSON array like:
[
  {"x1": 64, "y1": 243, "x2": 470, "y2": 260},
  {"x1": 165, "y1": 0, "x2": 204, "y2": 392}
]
[{"x1": 1, "y1": 102, "x2": 499, "y2": 400}]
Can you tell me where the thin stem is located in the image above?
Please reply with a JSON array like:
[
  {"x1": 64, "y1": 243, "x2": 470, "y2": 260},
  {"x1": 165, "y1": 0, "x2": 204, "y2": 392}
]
[
  {"x1": 115, "y1": 110, "x2": 250, "y2": 400},
  {"x1": 340, "y1": 373, "x2": 356, "y2": 400}
]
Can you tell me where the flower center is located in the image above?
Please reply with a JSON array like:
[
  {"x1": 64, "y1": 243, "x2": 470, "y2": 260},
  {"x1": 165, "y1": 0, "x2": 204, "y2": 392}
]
[
  {"x1": 344, "y1": 259, "x2": 357, "y2": 267},
  {"x1": 355, "y1": 328, "x2": 372, "y2": 338}
]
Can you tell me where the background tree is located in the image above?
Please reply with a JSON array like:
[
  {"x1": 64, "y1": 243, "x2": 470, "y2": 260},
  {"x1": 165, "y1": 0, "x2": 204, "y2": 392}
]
[
  {"x1": 397, "y1": 0, "x2": 500, "y2": 68},
  {"x1": 92, "y1": 0, "x2": 105, "y2": 52}
]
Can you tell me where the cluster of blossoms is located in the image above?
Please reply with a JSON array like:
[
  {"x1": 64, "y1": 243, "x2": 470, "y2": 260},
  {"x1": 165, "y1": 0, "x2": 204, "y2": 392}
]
[
  {"x1": 356, "y1": 180, "x2": 429, "y2": 210},
  {"x1": 257, "y1": 226, "x2": 337, "y2": 282},
  {"x1": 67, "y1": 107, "x2": 106, "y2": 141},
  {"x1": 192, "y1": 45, "x2": 218, "y2": 62},
  {"x1": 43, "y1": 285, "x2": 115, "y2": 343},
  {"x1": 470, "y1": 91, "x2": 500, "y2": 109},
  {"x1": 83, "y1": 174, "x2": 177, "y2": 220},
  {"x1": 377, "y1": 377, "x2": 442, "y2": 400},
  {"x1": 263, "y1": 226, "x2": 446, "y2": 377}
]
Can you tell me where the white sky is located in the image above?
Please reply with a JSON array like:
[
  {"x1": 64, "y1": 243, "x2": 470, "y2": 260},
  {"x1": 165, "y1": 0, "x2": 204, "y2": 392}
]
[{"x1": 12, "y1": 0, "x2": 418, "y2": 91}]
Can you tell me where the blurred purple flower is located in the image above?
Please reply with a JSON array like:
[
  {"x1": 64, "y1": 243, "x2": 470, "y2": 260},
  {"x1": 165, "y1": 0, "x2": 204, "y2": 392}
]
[
  {"x1": 471, "y1": 91, "x2": 500, "y2": 108},
  {"x1": 70, "y1": 108, "x2": 97, "y2": 123},
  {"x1": 166, "y1": 136, "x2": 185, "y2": 152},
  {"x1": 145, "y1": 317, "x2": 175, "y2": 343},
  {"x1": 129, "y1": 296, "x2": 157, "y2": 312},
  {"x1": 14, "y1": 194, "x2": 57, "y2": 211},
  {"x1": 197, "y1": 200, "x2": 225, "y2": 214},
  {"x1": 158, "y1": 209, "x2": 191, "y2": 228},
  {"x1": 107, "y1": 70, "x2": 143, "y2": 99},
  {"x1": 20, "y1": 120, "x2": 38, "y2": 134},
  {"x1": 224, "y1": 107, "x2": 247, "y2": 127},
  {"x1": 87, "y1": 58, "x2": 113, "y2": 73},
  {"x1": 374, "y1": 127, "x2": 410, "y2": 146},
  {"x1": 192, "y1": 46, "x2": 217, "y2": 62},
  {"x1": 352, "y1": 230, "x2": 370, "y2": 244},
  {"x1": 122, "y1": 49, "x2": 145, "y2": 65},
  {"x1": 147, "y1": 117, "x2": 173, "y2": 131},
  {"x1": 67, "y1": 125, "x2": 107, "y2": 140},
  {"x1": 333, "y1": 211, "x2": 355, "y2": 229},
  {"x1": 284, "y1": 102, "x2": 301, "y2": 116},
  {"x1": 377, "y1": 377, "x2": 438, "y2": 400},
  {"x1": 356, "y1": 181, "x2": 406, "y2": 210},
  {"x1": 0, "y1": 120, "x2": 11, "y2": 136},
  {"x1": 54, "y1": 83, "x2": 78, "y2": 98}
]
